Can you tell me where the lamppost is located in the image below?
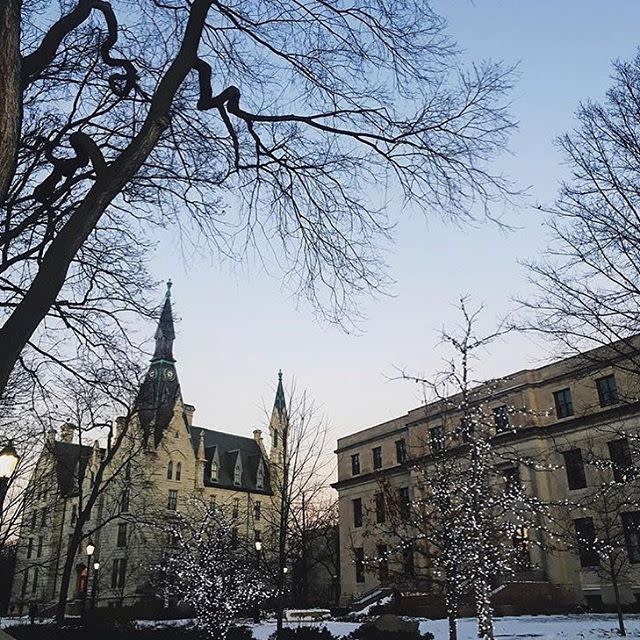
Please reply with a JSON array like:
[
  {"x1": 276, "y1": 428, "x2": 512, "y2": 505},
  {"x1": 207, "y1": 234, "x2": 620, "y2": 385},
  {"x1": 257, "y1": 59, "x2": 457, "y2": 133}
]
[
  {"x1": 253, "y1": 540, "x2": 262, "y2": 624},
  {"x1": 81, "y1": 542, "x2": 95, "y2": 625},
  {"x1": 91, "y1": 562, "x2": 100, "y2": 610},
  {"x1": 0, "y1": 441, "x2": 20, "y2": 518}
]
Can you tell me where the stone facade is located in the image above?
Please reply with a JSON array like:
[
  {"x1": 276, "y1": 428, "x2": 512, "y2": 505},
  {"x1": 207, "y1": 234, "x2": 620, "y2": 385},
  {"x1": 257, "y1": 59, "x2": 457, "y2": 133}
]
[
  {"x1": 9, "y1": 287, "x2": 287, "y2": 615},
  {"x1": 334, "y1": 339, "x2": 640, "y2": 611}
]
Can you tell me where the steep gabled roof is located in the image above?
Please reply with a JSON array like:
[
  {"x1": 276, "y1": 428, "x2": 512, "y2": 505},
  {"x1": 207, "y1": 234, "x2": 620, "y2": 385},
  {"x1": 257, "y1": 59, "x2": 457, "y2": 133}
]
[{"x1": 190, "y1": 427, "x2": 271, "y2": 494}]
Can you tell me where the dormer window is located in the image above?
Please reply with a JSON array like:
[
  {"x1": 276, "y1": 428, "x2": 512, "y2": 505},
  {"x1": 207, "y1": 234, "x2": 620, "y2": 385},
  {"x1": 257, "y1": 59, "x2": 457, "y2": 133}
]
[
  {"x1": 210, "y1": 461, "x2": 219, "y2": 482},
  {"x1": 257, "y1": 460, "x2": 265, "y2": 489}
]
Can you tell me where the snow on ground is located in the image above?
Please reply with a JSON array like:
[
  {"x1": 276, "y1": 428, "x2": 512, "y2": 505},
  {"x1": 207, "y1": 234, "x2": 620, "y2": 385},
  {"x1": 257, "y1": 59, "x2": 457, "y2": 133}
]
[
  {"x1": 250, "y1": 614, "x2": 640, "y2": 639},
  {"x1": 2, "y1": 613, "x2": 640, "y2": 638}
]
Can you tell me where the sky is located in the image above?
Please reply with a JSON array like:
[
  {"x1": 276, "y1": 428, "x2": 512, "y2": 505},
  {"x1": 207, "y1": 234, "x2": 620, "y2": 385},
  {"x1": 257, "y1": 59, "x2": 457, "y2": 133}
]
[{"x1": 146, "y1": 1, "x2": 640, "y2": 445}]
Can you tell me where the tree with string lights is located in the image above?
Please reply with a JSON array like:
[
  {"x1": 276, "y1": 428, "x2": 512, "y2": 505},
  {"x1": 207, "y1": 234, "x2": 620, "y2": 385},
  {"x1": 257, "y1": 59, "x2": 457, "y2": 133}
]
[
  {"x1": 157, "y1": 497, "x2": 270, "y2": 640},
  {"x1": 372, "y1": 299, "x2": 556, "y2": 640}
]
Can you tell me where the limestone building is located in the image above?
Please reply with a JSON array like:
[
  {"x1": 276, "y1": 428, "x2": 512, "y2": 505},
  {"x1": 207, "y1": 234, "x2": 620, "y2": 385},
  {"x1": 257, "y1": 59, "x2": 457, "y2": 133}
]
[
  {"x1": 334, "y1": 339, "x2": 640, "y2": 612},
  {"x1": 10, "y1": 285, "x2": 287, "y2": 615}
]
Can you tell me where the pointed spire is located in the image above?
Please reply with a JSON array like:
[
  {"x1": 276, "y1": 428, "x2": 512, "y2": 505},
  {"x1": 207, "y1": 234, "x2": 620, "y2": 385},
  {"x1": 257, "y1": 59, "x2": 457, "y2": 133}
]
[
  {"x1": 152, "y1": 280, "x2": 175, "y2": 363},
  {"x1": 274, "y1": 369, "x2": 286, "y2": 416}
]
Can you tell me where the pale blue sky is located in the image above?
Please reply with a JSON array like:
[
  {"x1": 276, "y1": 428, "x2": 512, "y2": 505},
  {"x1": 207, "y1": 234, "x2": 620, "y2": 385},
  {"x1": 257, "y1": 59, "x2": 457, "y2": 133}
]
[{"x1": 148, "y1": 1, "x2": 640, "y2": 442}]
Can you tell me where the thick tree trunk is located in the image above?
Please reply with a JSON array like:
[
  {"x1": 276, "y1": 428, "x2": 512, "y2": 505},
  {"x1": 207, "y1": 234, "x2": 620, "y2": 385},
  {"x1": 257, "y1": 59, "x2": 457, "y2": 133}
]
[
  {"x1": 609, "y1": 557, "x2": 626, "y2": 637},
  {"x1": 0, "y1": 0, "x2": 22, "y2": 203},
  {"x1": 0, "y1": 0, "x2": 215, "y2": 401}
]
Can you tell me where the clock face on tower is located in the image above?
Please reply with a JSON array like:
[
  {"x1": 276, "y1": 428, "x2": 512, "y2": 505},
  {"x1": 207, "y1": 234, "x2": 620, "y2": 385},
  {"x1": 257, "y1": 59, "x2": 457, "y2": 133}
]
[{"x1": 165, "y1": 368, "x2": 175, "y2": 380}]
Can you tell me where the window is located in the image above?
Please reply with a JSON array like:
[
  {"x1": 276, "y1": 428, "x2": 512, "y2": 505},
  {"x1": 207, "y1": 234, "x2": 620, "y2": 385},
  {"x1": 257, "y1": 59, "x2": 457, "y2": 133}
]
[
  {"x1": 30, "y1": 511, "x2": 37, "y2": 530},
  {"x1": 377, "y1": 544, "x2": 388, "y2": 581},
  {"x1": 273, "y1": 430, "x2": 278, "y2": 449},
  {"x1": 372, "y1": 447, "x2": 383, "y2": 470},
  {"x1": 167, "y1": 489, "x2": 178, "y2": 511},
  {"x1": 121, "y1": 488, "x2": 130, "y2": 513},
  {"x1": 493, "y1": 405, "x2": 510, "y2": 433},
  {"x1": 608, "y1": 438, "x2": 634, "y2": 482},
  {"x1": 26, "y1": 538, "x2": 33, "y2": 559},
  {"x1": 117, "y1": 523, "x2": 127, "y2": 548},
  {"x1": 596, "y1": 375, "x2": 618, "y2": 407},
  {"x1": 563, "y1": 449, "x2": 587, "y2": 490},
  {"x1": 460, "y1": 416, "x2": 474, "y2": 443},
  {"x1": 167, "y1": 461, "x2": 173, "y2": 480},
  {"x1": 375, "y1": 493, "x2": 386, "y2": 524},
  {"x1": 554, "y1": 388, "x2": 574, "y2": 419},
  {"x1": 255, "y1": 529, "x2": 261, "y2": 542},
  {"x1": 502, "y1": 466, "x2": 520, "y2": 493},
  {"x1": 257, "y1": 461, "x2": 265, "y2": 489},
  {"x1": 31, "y1": 567, "x2": 39, "y2": 594},
  {"x1": 111, "y1": 558, "x2": 127, "y2": 589},
  {"x1": 354, "y1": 547, "x2": 365, "y2": 583},
  {"x1": 254, "y1": 501, "x2": 262, "y2": 521},
  {"x1": 210, "y1": 461, "x2": 219, "y2": 482},
  {"x1": 574, "y1": 517, "x2": 599, "y2": 567},
  {"x1": 40, "y1": 507, "x2": 47, "y2": 527},
  {"x1": 231, "y1": 527, "x2": 238, "y2": 546},
  {"x1": 395, "y1": 439, "x2": 407, "y2": 464},
  {"x1": 622, "y1": 511, "x2": 640, "y2": 563},
  {"x1": 71, "y1": 504, "x2": 77, "y2": 525},
  {"x1": 403, "y1": 544, "x2": 415, "y2": 577},
  {"x1": 430, "y1": 426, "x2": 444, "y2": 453},
  {"x1": 124, "y1": 462, "x2": 131, "y2": 481},
  {"x1": 234, "y1": 458, "x2": 242, "y2": 486},
  {"x1": 37, "y1": 537, "x2": 43, "y2": 558},
  {"x1": 353, "y1": 498, "x2": 363, "y2": 528},
  {"x1": 175, "y1": 462, "x2": 182, "y2": 482},
  {"x1": 351, "y1": 453, "x2": 360, "y2": 476},
  {"x1": 232, "y1": 498, "x2": 239, "y2": 520},
  {"x1": 398, "y1": 487, "x2": 410, "y2": 520}
]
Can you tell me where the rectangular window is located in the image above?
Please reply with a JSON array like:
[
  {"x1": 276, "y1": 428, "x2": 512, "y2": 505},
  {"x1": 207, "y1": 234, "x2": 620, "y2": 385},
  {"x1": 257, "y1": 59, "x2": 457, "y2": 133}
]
[
  {"x1": 121, "y1": 488, "x2": 130, "y2": 513},
  {"x1": 372, "y1": 447, "x2": 383, "y2": 470},
  {"x1": 351, "y1": 453, "x2": 361, "y2": 476},
  {"x1": 232, "y1": 498, "x2": 239, "y2": 520},
  {"x1": 26, "y1": 538, "x2": 33, "y2": 559},
  {"x1": 31, "y1": 511, "x2": 37, "y2": 530},
  {"x1": 37, "y1": 537, "x2": 43, "y2": 557},
  {"x1": 608, "y1": 438, "x2": 634, "y2": 483},
  {"x1": 460, "y1": 416, "x2": 474, "y2": 443},
  {"x1": 377, "y1": 544, "x2": 388, "y2": 581},
  {"x1": 111, "y1": 558, "x2": 127, "y2": 589},
  {"x1": 493, "y1": 405, "x2": 510, "y2": 433},
  {"x1": 596, "y1": 375, "x2": 618, "y2": 407},
  {"x1": 354, "y1": 547, "x2": 365, "y2": 583},
  {"x1": 231, "y1": 527, "x2": 238, "y2": 546},
  {"x1": 574, "y1": 517, "x2": 599, "y2": 567},
  {"x1": 375, "y1": 493, "x2": 386, "y2": 524},
  {"x1": 71, "y1": 504, "x2": 77, "y2": 525},
  {"x1": 117, "y1": 523, "x2": 127, "y2": 548},
  {"x1": 353, "y1": 498, "x2": 363, "y2": 528},
  {"x1": 167, "y1": 489, "x2": 178, "y2": 511},
  {"x1": 40, "y1": 507, "x2": 47, "y2": 527},
  {"x1": 254, "y1": 501, "x2": 262, "y2": 521},
  {"x1": 395, "y1": 439, "x2": 407, "y2": 463},
  {"x1": 430, "y1": 426, "x2": 444, "y2": 453},
  {"x1": 31, "y1": 567, "x2": 38, "y2": 594},
  {"x1": 622, "y1": 511, "x2": 640, "y2": 563},
  {"x1": 563, "y1": 449, "x2": 587, "y2": 490},
  {"x1": 255, "y1": 529, "x2": 261, "y2": 542},
  {"x1": 398, "y1": 487, "x2": 410, "y2": 520},
  {"x1": 502, "y1": 466, "x2": 520, "y2": 492},
  {"x1": 554, "y1": 388, "x2": 574, "y2": 418},
  {"x1": 403, "y1": 544, "x2": 415, "y2": 577}
]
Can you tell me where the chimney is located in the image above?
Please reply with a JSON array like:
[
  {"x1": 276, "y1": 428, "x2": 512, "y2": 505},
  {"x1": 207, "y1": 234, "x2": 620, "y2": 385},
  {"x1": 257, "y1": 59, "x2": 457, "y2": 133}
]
[
  {"x1": 60, "y1": 422, "x2": 75, "y2": 443},
  {"x1": 184, "y1": 404, "x2": 195, "y2": 426},
  {"x1": 253, "y1": 429, "x2": 266, "y2": 455}
]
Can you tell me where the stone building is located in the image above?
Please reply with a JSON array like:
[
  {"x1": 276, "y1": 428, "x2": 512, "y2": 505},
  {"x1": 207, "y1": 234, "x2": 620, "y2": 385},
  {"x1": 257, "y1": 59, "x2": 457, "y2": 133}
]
[
  {"x1": 10, "y1": 285, "x2": 287, "y2": 615},
  {"x1": 334, "y1": 339, "x2": 640, "y2": 613}
]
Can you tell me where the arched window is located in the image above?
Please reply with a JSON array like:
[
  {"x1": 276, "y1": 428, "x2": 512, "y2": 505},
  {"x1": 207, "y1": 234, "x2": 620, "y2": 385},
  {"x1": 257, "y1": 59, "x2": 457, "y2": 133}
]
[
  {"x1": 210, "y1": 461, "x2": 218, "y2": 482},
  {"x1": 167, "y1": 461, "x2": 173, "y2": 480},
  {"x1": 175, "y1": 462, "x2": 182, "y2": 482}
]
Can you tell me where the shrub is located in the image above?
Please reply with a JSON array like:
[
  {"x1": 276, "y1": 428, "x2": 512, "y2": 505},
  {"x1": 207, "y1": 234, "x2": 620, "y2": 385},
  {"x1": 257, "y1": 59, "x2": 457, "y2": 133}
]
[
  {"x1": 226, "y1": 626, "x2": 254, "y2": 640},
  {"x1": 269, "y1": 626, "x2": 335, "y2": 640}
]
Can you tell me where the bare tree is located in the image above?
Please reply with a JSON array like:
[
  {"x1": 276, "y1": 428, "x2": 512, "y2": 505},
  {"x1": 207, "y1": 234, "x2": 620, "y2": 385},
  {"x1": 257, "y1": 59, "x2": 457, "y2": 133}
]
[
  {"x1": 266, "y1": 380, "x2": 334, "y2": 634},
  {"x1": 0, "y1": 0, "x2": 517, "y2": 402},
  {"x1": 522, "y1": 50, "x2": 640, "y2": 373}
]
